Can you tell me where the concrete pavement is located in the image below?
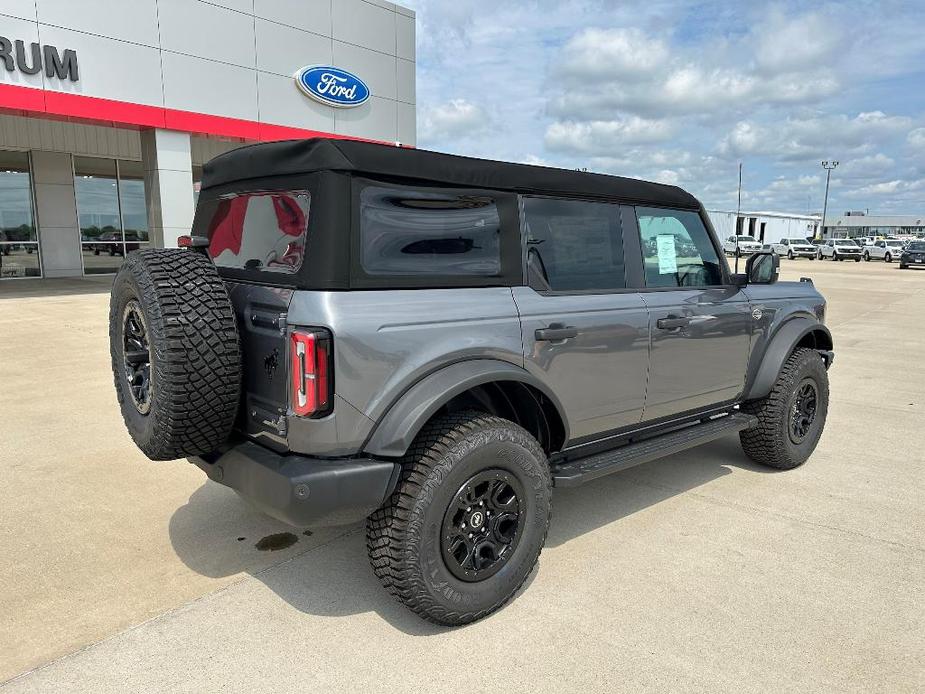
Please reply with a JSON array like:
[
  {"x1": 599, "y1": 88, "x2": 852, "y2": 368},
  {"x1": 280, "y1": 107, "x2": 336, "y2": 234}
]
[{"x1": 1, "y1": 260, "x2": 923, "y2": 692}]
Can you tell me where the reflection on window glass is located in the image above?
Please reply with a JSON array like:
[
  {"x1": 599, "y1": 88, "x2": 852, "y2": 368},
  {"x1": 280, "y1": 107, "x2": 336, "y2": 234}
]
[
  {"x1": 0, "y1": 150, "x2": 40, "y2": 279},
  {"x1": 360, "y1": 186, "x2": 501, "y2": 276},
  {"x1": 636, "y1": 207, "x2": 724, "y2": 288},
  {"x1": 523, "y1": 197, "x2": 625, "y2": 292},
  {"x1": 204, "y1": 191, "x2": 310, "y2": 273},
  {"x1": 74, "y1": 157, "x2": 149, "y2": 275}
]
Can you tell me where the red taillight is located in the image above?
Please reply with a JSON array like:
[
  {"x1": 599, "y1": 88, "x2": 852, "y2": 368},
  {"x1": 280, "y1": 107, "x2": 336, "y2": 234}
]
[{"x1": 290, "y1": 329, "x2": 332, "y2": 417}]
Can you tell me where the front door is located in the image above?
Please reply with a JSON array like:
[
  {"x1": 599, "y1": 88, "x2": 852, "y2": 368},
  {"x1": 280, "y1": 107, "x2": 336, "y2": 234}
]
[
  {"x1": 632, "y1": 206, "x2": 752, "y2": 421},
  {"x1": 514, "y1": 197, "x2": 650, "y2": 441}
]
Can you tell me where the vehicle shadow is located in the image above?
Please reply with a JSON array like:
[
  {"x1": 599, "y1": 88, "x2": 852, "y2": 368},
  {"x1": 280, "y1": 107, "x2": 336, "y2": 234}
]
[{"x1": 168, "y1": 434, "x2": 770, "y2": 635}]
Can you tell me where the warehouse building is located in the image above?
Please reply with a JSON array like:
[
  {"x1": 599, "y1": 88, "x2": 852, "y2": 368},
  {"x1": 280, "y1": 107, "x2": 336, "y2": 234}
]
[
  {"x1": 707, "y1": 209, "x2": 820, "y2": 245},
  {"x1": 0, "y1": 0, "x2": 416, "y2": 280}
]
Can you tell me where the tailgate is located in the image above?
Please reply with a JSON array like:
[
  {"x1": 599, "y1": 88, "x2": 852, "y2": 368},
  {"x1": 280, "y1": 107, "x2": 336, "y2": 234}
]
[{"x1": 225, "y1": 281, "x2": 293, "y2": 449}]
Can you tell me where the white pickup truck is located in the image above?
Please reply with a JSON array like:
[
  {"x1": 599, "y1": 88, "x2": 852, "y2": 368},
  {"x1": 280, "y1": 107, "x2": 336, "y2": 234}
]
[
  {"x1": 723, "y1": 235, "x2": 764, "y2": 257},
  {"x1": 863, "y1": 239, "x2": 906, "y2": 263},
  {"x1": 769, "y1": 237, "x2": 817, "y2": 259}
]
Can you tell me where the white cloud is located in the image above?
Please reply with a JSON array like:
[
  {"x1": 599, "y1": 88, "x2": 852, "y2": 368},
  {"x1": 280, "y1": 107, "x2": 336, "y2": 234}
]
[
  {"x1": 558, "y1": 28, "x2": 668, "y2": 81},
  {"x1": 907, "y1": 128, "x2": 925, "y2": 149},
  {"x1": 545, "y1": 117, "x2": 675, "y2": 154},
  {"x1": 419, "y1": 99, "x2": 491, "y2": 141},
  {"x1": 753, "y1": 8, "x2": 842, "y2": 74},
  {"x1": 719, "y1": 112, "x2": 913, "y2": 161}
]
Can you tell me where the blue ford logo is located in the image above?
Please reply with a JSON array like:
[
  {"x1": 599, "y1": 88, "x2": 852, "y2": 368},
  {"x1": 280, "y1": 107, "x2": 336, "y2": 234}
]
[{"x1": 294, "y1": 66, "x2": 370, "y2": 108}]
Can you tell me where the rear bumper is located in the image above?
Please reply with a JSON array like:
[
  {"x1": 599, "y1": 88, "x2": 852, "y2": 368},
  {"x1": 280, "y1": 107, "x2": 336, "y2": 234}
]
[{"x1": 190, "y1": 442, "x2": 400, "y2": 527}]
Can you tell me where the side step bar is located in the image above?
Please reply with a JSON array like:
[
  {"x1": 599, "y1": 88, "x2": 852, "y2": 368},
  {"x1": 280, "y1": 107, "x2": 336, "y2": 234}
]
[{"x1": 551, "y1": 412, "x2": 758, "y2": 488}]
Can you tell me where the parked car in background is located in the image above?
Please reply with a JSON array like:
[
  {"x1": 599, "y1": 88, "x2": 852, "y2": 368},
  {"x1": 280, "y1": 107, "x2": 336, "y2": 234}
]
[
  {"x1": 723, "y1": 235, "x2": 763, "y2": 257},
  {"x1": 863, "y1": 239, "x2": 907, "y2": 263},
  {"x1": 899, "y1": 240, "x2": 925, "y2": 269},
  {"x1": 817, "y1": 238, "x2": 862, "y2": 261},
  {"x1": 770, "y1": 237, "x2": 817, "y2": 259}
]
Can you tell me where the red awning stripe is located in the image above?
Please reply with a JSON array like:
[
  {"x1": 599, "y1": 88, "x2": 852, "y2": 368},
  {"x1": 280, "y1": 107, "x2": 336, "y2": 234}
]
[{"x1": 0, "y1": 82, "x2": 385, "y2": 143}]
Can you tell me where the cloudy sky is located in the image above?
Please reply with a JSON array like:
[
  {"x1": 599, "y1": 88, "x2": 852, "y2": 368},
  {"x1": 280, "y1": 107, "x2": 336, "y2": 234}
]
[{"x1": 401, "y1": 0, "x2": 925, "y2": 214}]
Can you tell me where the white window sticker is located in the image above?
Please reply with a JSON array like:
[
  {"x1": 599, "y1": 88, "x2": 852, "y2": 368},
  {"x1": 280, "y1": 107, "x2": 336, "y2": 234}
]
[{"x1": 656, "y1": 235, "x2": 678, "y2": 274}]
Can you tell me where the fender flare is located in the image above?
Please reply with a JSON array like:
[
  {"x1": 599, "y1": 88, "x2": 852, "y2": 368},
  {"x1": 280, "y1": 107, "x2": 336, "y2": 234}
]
[
  {"x1": 743, "y1": 318, "x2": 833, "y2": 401},
  {"x1": 362, "y1": 359, "x2": 570, "y2": 458}
]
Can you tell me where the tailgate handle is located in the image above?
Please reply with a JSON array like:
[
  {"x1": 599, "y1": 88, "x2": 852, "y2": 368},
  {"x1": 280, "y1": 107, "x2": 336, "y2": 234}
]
[
  {"x1": 535, "y1": 324, "x2": 578, "y2": 342},
  {"x1": 250, "y1": 312, "x2": 285, "y2": 330}
]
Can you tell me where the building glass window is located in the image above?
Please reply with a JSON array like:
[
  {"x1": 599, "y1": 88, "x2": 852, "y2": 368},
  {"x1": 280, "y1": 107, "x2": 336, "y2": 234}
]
[
  {"x1": 75, "y1": 157, "x2": 148, "y2": 275},
  {"x1": 0, "y1": 150, "x2": 40, "y2": 279}
]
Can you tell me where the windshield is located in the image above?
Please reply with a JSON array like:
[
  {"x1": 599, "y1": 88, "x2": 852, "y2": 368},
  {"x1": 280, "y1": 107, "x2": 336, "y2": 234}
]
[
  {"x1": 736, "y1": 235, "x2": 756, "y2": 241},
  {"x1": 788, "y1": 238, "x2": 809, "y2": 244},
  {"x1": 906, "y1": 241, "x2": 925, "y2": 251},
  {"x1": 836, "y1": 239, "x2": 858, "y2": 246},
  {"x1": 886, "y1": 240, "x2": 905, "y2": 247}
]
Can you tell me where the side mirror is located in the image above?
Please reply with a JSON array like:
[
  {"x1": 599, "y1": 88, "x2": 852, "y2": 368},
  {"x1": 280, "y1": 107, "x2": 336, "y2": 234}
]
[{"x1": 745, "y1": 251, "x2": 780, "y2": 285}]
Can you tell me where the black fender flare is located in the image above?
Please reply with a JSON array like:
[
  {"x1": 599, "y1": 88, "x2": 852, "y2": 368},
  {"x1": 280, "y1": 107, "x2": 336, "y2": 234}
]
[
  {"x1": 743, "y1": 318, "x2": 833, "y2": 401},
  {"x1": 362, "y1": 359, "x2": 569, "y2": 458}
]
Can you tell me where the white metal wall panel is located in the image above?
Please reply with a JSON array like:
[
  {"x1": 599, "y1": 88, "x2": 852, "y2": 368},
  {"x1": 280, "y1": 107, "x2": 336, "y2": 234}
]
[
  {"x1": 158, "y1": 0, "x2": 256, "y2": 69},
  {"x1": 162, "y1": 51, "x2": 258, "y2": 121},
  {"x1": 397, "y1": 58, "x2": 414, "y2": 104},
  {"x1": 35, "y1": 0, "x2": 160, "y2": 48},
  {"x1": 257, "y1": 71, "x2": 335, "y2": 132},
  {"x1": 255, "y1": 18, "x2": 332, "y2": 77},
  {"x1": 396, "y1": 12, "x2": 414, "y2": 61},
  {"x1": 397, "y1": 101, "x2": 415, "y2": 145},
  {"x1": 38, "y1": 26, "x2": 164, "y2": 106},
  {"x1": 332, "y1": 0, "x2": 396, "y2": 56},
  {"x1": 333, "y1": 40, "x2": 397, "y2": 101},
  {"x1": 0, "y1": 0, "x2": 35, "y2": 20},
  {"x1": 335, "y1": 95, "x2": 397, "y2": 142},
  {"x1": 253, "y1": 0, "x2": 331, "y2": 36},
  {"x1": 0, "y1": 15, "x2": 45, "y2": 90}
]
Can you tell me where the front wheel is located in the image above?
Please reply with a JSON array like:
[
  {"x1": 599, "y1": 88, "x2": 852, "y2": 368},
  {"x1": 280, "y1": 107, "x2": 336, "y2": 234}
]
[
  {"x1": 787, "y1": 250, "x2": 794, "y2": 260},
  {"x1": 885, "y1": 253, "x2": 892, "y2": 263},
  {"x1": 854, "y1": 257, "x2": 861, "y2": 262},
  {"x1": 367, "y1": 411, "x2": 552, "y2": 626},
  {"x1": 863, "y1": 252, "x2": 870, "y2": 261},
  {"x1": 740, "y1": 348, "x2": 829, "y2": 469}
]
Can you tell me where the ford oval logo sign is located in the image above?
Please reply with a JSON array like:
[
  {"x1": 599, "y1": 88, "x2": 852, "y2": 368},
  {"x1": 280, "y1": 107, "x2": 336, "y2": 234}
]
[{"x1": 294, "y1": 66, "x2": 370, "y2": 108}]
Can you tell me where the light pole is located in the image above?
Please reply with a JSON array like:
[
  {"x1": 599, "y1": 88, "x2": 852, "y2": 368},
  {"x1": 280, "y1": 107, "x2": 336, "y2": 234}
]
[{"x1": 818, "y1": 160, "x2": 838, "y2": 240}]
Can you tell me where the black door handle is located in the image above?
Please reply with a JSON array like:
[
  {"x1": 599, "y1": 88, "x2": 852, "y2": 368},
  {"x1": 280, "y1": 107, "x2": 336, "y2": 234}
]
[
  {"x1": 535, "y1": 325, "x2": 578, "y2": 341},
  {"x1": 656, "y1": 316, "x2": 691, "y2": 330}
]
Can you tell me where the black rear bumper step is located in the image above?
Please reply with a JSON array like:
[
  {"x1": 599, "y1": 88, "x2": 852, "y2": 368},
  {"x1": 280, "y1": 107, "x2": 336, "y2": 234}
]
[{"x1": 552, "y1": 412, "x2": 757, "y2": 487}]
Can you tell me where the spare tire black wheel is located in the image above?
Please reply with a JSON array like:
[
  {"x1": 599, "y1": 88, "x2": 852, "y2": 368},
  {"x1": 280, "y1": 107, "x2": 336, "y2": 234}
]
[{"x1": 109, "y1": 249, "x2": 241, "y2": 460}]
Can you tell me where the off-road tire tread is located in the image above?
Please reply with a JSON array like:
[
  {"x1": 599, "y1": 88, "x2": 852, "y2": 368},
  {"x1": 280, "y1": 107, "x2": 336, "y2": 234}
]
[
  {"x1": 109, "y1": 249, "x2": 241, "y2": 460},
  {"x1": 366, "y1": 410, "x2": 551, "y2": 626},
  {"x1": 739, "y1": 347, "x2": 827, "y2": 469}
]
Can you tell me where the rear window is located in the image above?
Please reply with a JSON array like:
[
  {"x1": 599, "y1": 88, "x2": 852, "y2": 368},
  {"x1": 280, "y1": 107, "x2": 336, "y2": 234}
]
[
  {"x1": 359, "y1": 186, "x2": 502, "y2": 276},
  {"x1": 204, "y1": 190, "x2": 311, "y2": 273}
]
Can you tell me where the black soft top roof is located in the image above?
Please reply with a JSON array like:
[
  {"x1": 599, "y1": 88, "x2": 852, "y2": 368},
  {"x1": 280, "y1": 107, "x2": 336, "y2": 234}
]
[{"x1": 201, "y1": 137, "x2": 701, "y2": 209}]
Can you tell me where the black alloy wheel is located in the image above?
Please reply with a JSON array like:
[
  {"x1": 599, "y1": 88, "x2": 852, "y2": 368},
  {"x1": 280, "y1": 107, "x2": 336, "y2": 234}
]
[
  {"x1": 789, "y1": 379, "x2": 818, "y2": 444},
  {"x1": 441, "y1": 469, "x2": 524, "y2": 583},
  {"x1": 122, "y1": 300, "x2": 153, "y2": 415}
]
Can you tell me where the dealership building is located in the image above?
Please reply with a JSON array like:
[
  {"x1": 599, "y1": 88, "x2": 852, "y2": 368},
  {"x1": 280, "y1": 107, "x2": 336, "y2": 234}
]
[{"x1": 0, "y1": 0, "x2": 416, "y2": 279}]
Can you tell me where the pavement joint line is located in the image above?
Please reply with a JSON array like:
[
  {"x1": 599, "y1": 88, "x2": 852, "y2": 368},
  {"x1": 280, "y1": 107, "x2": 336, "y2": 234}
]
[
  {"x1": 618, "y1": 474, "x2": 925, "y2": 555},
  {"x1": 0, "y1": 525, "x2": 359, "y2": 688}
]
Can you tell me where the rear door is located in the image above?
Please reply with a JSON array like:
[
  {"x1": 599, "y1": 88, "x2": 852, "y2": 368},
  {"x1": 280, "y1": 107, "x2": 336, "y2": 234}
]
[
  {"x1": 630, "y1": 206, "x2": 752, "y2": 421},
  {"x1": 514, "y1": 197, "x2": 650, "y2": 441},
  {"x1": 195, "y1": 188, "x2": 314, "y2": 447}
]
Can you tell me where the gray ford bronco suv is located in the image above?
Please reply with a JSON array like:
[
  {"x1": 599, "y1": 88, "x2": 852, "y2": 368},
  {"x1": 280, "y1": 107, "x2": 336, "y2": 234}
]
[{"x1": 109, "y1": 138, "x2": 833, "y2": 625}]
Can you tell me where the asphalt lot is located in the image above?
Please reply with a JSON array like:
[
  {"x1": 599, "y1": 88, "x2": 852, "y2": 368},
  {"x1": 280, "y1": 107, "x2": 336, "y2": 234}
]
[{"x1": 1, "y1": 259, "x2": 923, "y2": 693}]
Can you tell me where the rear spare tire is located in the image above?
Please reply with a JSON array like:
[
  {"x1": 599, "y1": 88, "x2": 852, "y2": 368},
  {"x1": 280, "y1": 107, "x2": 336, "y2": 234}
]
[{"x1": 109, "y1": 249, "x2": 241, "y2": 460}]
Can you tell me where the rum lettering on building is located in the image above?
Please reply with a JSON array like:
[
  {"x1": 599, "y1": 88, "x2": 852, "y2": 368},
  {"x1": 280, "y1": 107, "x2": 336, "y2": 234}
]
[{"x1": 0, "y1": 37, "x2": 78, "y2": 81}]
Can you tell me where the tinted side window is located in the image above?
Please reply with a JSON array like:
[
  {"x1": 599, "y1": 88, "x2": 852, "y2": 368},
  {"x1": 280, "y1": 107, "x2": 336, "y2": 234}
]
[
  {"x1": 522, "y1": 197, "x2": 625, "y2": 292},
  {"x1": 360, "y1": 186, "x2": 501, "y2": 276},
  {"x1": 636, "y1": 207, "x2": 724, "y2": 288},
  {"x1": 204, "y1": 190, "x2": 310, "y2": 273}
]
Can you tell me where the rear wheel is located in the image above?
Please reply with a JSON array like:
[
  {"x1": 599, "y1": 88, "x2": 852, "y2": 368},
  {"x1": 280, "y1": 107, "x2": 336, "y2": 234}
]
[
  {"x1": 740, "y1": 348, "x2": 829, "y2": 470},
  {"x1": 109, "y1": 249, "x2": 241, "y2": 460},
  {"x1": 367, "y1": 411, "x2": 551, "y2": 626}
]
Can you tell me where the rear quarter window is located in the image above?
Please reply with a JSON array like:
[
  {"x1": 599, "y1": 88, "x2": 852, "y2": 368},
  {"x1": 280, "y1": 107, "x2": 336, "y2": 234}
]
[
  {"x1": 359, "y1": 185, "x2": 502, "y2": 277},
  {"x1": 202, "y1": 190, "x2": 311, "y2": 274}
]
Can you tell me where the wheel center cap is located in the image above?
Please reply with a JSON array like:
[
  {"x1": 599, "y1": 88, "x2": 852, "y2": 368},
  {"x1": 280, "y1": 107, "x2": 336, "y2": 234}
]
[{"x1": 469, "y1": 511, "x2": 485, "y2": 529}]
